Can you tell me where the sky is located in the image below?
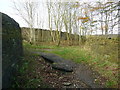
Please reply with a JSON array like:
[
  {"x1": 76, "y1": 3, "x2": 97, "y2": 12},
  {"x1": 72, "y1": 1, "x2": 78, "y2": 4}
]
[
  {"x1": 0, "y1": 0, "x2": 103, "y2": 28},
  {"x1": 0, "y1": 0, "x2": 118, "y2": 34},
  {"x1": 0, "y1": 0, "x2": 28, "y2": 27}
]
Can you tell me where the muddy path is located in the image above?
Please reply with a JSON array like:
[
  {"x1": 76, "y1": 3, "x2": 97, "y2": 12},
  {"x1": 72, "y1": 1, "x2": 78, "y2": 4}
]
[{"x1": 31, "y1": 50, "x2": 106, "y2": 88}]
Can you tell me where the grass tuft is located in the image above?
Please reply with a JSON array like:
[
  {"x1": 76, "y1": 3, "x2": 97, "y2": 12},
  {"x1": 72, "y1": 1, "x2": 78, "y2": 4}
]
[{"x1": 22, "y1": 41, "x2": 119, "y2": 88}]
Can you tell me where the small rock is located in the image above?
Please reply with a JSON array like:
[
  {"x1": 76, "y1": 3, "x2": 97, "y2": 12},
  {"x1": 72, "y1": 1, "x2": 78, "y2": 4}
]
[
  {"x1": 59, "y1": 77, "x2": 63, "y2": 79},
  {"x1": 38, "y1": 85, "x2": 41, "y2": 87},
  {"x1": 94, "y1": 79, "x2": 98, "y2": 83},
  {"x1": 63, "y1": 82, "x2": 72, "y2": 86},
  {"x1": 73, "y1": 84, "x2": 76, "y2": 87}
]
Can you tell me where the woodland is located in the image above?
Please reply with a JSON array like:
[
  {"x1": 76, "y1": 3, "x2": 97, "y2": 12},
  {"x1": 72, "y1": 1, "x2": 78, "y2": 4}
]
[{"x1": 8, "y1": 0, "x2": 119, "y2": 88}]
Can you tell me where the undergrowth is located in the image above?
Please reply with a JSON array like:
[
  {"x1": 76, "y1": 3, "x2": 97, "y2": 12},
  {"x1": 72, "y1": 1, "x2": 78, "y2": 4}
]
[
  {"x1": 23, "y1": 41, "x2": 119, "y2": 88},
  {"x1": 11, "y1": 48, "x2": 50, "y2": 88}
]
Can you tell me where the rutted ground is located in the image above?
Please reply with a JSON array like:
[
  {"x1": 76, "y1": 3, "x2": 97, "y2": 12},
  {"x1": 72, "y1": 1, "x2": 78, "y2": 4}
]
[
  {"x1": 12, "y1": 48, "x2": 107, "y2": 88},
  {"x1": 34, "y1": 55, "x2": 88, "y2": 88},
  {"x1": 12, "y1": 42, "x2": 119, "y2": 88},
  {"x1": 30, "y1": 50, "x2": 106, "y2": 88}
]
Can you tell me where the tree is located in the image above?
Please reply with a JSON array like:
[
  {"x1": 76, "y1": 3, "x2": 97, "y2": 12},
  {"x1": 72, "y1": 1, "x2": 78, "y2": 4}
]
[
  {"x1": 12, "y1": 0, "x2": 37, "y2": 44},
  {"x1": 62, "y1": 2, "x2": 76, "y2": 45},
  {"x1": 90, "y1": 1, "x2": 119, "y2": 35},
  {"x1": 36, "y1": 12, "x2": 44, "y2": 42},
  {"x1": 62, "y1": 2, "x2": 70, "y2": 45},
  {"x1": 54, "y1": 2, "x2": 63, "y2": 46},
  {"x1": 47, "y1": 0, "x2": 55, "y2": 42}
]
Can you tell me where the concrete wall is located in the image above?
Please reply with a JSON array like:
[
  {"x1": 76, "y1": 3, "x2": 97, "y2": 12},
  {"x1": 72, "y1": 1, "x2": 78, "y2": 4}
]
[
  {"x1": 21, "y1": 27, "x2": 79, "y2": 43},
  {"x1": 21, "y1": 27, "x2": 118, "y2": 46}
]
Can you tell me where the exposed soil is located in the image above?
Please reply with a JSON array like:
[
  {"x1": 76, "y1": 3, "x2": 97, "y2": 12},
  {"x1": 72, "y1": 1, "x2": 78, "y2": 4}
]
[
  {"x1": 31, "y1": 51, "x2": 106, "y2": 88},
  {"x1": 12, "y1": 48, "x2": 107, "y2": 88},
  {"x1": 36, "y1": 57, "x2": 86, "y2": 88}
]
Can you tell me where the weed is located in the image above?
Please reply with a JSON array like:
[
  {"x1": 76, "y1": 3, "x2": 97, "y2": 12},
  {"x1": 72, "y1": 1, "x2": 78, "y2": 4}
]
[
  {"x1": 11, "y1": 48, "x2": 50, "y2": 88},
  {"x1": 106, "y1": 80, "x2": 116, "y2": 87},
  {"x1": 22, "y1": 42, "x2": 119, "y2": 88}
]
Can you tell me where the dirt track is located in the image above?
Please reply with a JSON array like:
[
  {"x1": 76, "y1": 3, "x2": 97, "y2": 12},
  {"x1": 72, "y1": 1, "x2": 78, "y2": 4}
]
[{"x1": 32, "y1": 51, "x2": 106, "y2": 88}]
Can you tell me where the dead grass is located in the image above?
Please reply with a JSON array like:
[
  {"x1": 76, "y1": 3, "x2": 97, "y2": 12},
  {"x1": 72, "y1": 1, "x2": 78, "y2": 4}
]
[
  {"x1": 11, "y1": 48, "x2": 50, "y2": 88},
  {"x1": 22, "y1": 36, "x2": 119, "y2": 88}
]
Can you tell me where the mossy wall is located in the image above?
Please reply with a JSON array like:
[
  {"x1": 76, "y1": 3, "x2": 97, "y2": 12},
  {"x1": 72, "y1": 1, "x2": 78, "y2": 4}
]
[
  {"x1": 21, "y1": 27, "x2": 79, "y2": 43},
  {"x1": 2, "y1": 12, "x2": 23, "y2": 88}
]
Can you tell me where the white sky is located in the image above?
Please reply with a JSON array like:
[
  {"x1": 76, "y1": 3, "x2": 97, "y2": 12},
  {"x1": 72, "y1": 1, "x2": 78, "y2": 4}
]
[
  {"x1": 0, "y1": 0, "x2": 103, "y2": 27},
  {"x1": 0, "y1": 0, "x2": 118, "y2": 34},
  {"x1": 0, "y1": 0, "x2": 27, "y2": 27}
]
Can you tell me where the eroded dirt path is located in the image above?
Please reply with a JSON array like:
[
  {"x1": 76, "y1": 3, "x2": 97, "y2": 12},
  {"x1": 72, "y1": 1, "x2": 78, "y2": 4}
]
[
  {"x1": 35, "y1": 55, "x2": 87, "y2": 88},
  {"x1": 32, "y1": 51, "x2": 106, "y2": 88}
]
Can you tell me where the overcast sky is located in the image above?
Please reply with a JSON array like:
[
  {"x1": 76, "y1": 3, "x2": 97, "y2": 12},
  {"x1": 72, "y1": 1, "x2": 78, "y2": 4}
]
[
  {"x1": 0, "y1": 0, "x2": 118, "y2": 34},
  {"x1": 0, "y1": 0, "x2": 105, "y2": 28}
]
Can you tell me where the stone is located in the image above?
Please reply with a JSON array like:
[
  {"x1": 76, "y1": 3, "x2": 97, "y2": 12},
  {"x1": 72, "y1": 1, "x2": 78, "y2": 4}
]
[
  {"x1": 2, "y1": 12, "x2": 23, "y2": 88},
  {"x1": 63, "y1": 82, "x2": 72, "y2": 86},
  {"x1": 52, "y1": 63, "x2": 73, "y2": 72},
  {"x1": 40, "y1": 53, "x2": 63, "y2": 63},
  {"x1": 40, "y1": 52, "x2": 75, "y2": 72}
]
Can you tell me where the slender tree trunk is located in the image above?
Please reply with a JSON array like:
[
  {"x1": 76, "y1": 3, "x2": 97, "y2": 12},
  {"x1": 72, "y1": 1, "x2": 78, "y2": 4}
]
[{"x1": 101, "y1": 12, "x2": 104, "y2": 35}]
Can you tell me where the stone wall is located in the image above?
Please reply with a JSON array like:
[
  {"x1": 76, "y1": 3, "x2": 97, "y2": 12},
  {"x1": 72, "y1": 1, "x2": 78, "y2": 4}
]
[{"x1": 2, "y1": 12, "x2": 23, "y2": 88}]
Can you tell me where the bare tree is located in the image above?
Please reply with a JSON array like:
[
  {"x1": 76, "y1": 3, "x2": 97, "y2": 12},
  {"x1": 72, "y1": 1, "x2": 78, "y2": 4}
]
[
  {"x1": 52, "y1": 1, "x2": 64, "y2": 46},
  {"x1": 12, "y1": 0, "x2": 37, "y2": 44},
  {"x1": 36, "y1": 12, "x2": 44, "y2": 42},
  {"x1": 62, "y1": 2, "x2": 75, "y2": 45},
  {"x1": 62, "y1": 2, "x2": 70, "y2": 44},
  {"x1": 47, "y1": 0, "x2": 55, "y2": 42}
]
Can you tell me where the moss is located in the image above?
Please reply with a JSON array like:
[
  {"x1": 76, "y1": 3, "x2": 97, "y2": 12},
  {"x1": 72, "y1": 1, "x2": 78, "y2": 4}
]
[
  {"x1": 23, "y1": 42, "x2": 118, "y2": 88},
  {"x1": 2, "y1": 12, "x2": 23, "y2": 88}
]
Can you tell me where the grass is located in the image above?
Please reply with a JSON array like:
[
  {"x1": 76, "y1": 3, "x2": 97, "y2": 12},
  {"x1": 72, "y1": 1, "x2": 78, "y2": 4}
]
[
  {"x1": 86, "y1": 36, "x2": 118, "y2": 64},
  {"x1": 23, "y1": 41, "x2": 119, "y2": 88},
  {"x1": 23, "y1": 41, "x2": 59, "y2": 50},
  {"x1": 48, "y1": 46, "x2": 91, "y2": 63},
  {"x1": 11, "y1": 48, "x2": 50, "y2": 88}
]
